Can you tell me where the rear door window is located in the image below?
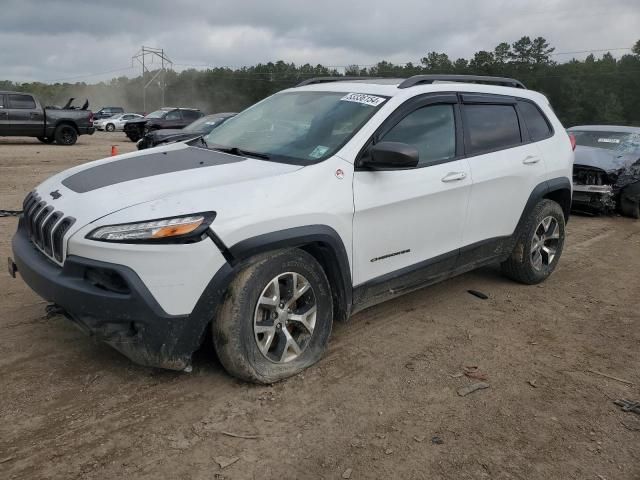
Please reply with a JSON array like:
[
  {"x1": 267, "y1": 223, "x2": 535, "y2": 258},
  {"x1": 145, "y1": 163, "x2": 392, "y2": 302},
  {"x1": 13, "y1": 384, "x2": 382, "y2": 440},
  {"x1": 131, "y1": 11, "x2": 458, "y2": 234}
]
[
  {"x1": 518, "y1": 101, "x2": 552, "y2": 141},
  {"x1": 463, "y1": 104, "x2": 521, "y2": 155},
  {"x1": 182, "y1": 110, "x2": 201, "y2": 121},
  {"x1": 8, "y1": 94, "x2": 36, "y2": 109}
]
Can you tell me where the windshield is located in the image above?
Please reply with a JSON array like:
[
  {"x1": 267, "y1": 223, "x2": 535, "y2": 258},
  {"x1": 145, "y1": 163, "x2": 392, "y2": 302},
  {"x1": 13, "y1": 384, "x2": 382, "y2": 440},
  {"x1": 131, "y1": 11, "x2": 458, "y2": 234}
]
[
  {"x1": 184, "y1": 116, "x2": 224, "y2": 134},
  {"x1": 146, "y1": 110, "x2": 167, "y2": 119},
  {"x1": 572, "y1": 130, "x2": 640, "y2": 155},
  {"x1": 204, "y1": 91, "x2": 387, "y2": 164}
]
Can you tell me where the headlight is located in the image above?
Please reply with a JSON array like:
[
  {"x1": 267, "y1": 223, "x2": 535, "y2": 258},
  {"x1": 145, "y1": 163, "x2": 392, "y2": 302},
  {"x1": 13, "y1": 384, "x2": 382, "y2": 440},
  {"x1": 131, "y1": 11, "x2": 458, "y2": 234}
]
[{"x1": 87, "y1": 212, "x2": 215, "y2": 243}]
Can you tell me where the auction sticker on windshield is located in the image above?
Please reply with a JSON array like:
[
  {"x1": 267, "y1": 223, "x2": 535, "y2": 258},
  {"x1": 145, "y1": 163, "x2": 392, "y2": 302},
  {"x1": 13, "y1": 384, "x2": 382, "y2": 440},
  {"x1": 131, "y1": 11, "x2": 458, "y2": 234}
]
[
  {"x1": 309, "y1": 145, "x2": 329, "y2": 158},
  {"x1": 341, "y1": 93, "x2": 386, "y2": 107}
]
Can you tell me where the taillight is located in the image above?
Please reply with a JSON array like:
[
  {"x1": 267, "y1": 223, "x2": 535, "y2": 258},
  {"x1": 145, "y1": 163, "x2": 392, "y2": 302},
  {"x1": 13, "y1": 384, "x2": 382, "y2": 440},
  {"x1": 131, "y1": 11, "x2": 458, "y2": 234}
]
[
  {"x1": 89, "y1": 112, "x2": 94, "y2": 124},
  {"x1": 569, "y1": 133, "x2": 576, "y2": 151}
]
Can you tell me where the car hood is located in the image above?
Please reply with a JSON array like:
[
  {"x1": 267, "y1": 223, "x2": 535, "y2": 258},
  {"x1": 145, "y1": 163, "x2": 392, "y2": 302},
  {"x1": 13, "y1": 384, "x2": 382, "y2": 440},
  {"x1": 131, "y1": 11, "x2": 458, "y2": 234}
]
[
  {"x1": 574, "y1": 145, "x2": 639, "y2": 172},
  {"x1": 33, "y1": 142, "x2": 301, "y2": 230},
  {"x1": 126, "y1": 118, "x2": 148, "y2": 125}
]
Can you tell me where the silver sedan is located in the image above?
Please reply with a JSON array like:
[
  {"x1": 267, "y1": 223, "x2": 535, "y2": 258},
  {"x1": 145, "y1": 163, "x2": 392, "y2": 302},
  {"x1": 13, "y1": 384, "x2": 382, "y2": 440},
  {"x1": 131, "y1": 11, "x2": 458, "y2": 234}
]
[{"x1": 95, "y1": 113, "x2": 143, "y2": 132}]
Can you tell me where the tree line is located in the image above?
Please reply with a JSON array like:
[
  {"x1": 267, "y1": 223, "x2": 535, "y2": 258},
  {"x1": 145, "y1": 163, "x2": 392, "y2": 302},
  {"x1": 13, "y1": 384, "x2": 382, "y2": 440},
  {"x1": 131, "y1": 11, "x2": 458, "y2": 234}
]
[{"x1": 1, "y1": 36, "x2": 639, "y2": 127}]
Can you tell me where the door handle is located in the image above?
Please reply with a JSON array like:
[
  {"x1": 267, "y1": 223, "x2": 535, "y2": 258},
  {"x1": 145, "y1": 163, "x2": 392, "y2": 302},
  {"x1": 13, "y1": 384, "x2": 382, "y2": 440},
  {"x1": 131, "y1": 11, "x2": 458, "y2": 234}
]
[
  {"x1": 441, "y1": 172, "x2": 467, "y2": 182},
  {"x1": 523, "y1": 155, "x2": 540, "y2": 165}
]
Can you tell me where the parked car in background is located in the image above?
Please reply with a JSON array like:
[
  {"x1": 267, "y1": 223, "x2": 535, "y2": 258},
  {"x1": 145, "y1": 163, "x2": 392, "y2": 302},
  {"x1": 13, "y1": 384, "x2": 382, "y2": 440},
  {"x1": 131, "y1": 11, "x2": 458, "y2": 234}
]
[
  {"x1": 93, "y1": 107, "x2": 124, "y2": 120},
  {"x1": 137, "y1": 112, "x2": 236, "y2": 149},
  {"x1": 95, "y1": 113, "x2": 144, "y2": 132},
  {"x1": 123, "y1": 107, "x2": 204, "y2": 142},
  {"x1": 569, "y1": 125, "x2": 640, "y2": 218},
  {"x1": 0, "y1": 91, "x2": 94, "y2": 145},
  {"x1": 10, "y1": 75, "x2": 573, "y2": 382}
]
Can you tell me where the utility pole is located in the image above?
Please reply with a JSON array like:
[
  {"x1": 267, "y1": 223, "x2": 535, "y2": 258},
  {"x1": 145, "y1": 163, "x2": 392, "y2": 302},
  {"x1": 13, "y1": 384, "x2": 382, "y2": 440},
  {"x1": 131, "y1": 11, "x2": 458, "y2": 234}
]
[{"x1": 131, "y1": 46, "x2": 173, "y2": 113}]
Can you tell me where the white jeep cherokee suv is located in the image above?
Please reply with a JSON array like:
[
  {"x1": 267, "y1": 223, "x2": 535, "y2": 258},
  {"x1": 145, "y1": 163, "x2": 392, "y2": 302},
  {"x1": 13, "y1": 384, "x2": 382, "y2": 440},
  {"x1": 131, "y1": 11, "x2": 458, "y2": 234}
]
[{"x1": 10, "y1": 75, "x2": 574, "y2": 383}]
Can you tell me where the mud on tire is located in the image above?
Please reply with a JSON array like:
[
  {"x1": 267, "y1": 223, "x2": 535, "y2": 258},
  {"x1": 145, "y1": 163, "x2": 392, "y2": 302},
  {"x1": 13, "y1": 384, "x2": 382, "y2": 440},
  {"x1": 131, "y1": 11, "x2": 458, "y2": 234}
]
[
  {"x1": 212, "y1": 248, "x2": 333, "y2": 384},
  {"x1": 501, "y1": 199, "x2": 566, "y2": 284}
]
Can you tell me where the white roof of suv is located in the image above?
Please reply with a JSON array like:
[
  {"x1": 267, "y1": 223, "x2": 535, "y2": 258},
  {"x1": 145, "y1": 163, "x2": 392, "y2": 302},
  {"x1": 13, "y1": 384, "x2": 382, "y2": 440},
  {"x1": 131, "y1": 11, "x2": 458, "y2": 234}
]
[{"x1": 290, "y1": 75, "x2": 547, "y2": 104}]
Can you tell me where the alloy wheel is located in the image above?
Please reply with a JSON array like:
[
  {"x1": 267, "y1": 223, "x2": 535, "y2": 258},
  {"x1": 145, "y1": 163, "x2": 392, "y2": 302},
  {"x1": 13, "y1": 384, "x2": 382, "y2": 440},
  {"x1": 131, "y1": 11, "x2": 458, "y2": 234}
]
[
  {"x1": 253, "y1": 272, "x2": 317, "y2": 363},
  {"x1": 61, "y1": 127, "x2": 74, "y2": 144},
  {"x1": 531, "y1": 216, "x2": 560, "y2": 270}
]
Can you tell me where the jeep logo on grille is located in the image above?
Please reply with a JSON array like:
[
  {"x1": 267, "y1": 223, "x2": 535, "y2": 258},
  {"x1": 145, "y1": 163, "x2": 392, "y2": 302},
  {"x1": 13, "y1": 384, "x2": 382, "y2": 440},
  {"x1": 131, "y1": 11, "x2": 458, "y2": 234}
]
[{"x1": 50, "y1": 190, "x2": 62, "y2": 200}]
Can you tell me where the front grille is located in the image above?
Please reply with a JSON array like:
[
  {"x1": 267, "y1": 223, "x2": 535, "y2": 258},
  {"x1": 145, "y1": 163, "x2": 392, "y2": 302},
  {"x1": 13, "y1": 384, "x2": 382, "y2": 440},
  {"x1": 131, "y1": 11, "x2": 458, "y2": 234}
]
[{"x1": 22, "y1": 191, "x2": 75, "y2": 264}]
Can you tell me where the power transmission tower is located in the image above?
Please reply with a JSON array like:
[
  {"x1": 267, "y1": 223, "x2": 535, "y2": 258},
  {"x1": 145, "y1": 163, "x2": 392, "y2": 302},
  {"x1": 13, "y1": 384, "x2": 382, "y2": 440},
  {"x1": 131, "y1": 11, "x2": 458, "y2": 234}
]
[{"x1": 132, "y1": 46, "x2": 173, "y2": 113}]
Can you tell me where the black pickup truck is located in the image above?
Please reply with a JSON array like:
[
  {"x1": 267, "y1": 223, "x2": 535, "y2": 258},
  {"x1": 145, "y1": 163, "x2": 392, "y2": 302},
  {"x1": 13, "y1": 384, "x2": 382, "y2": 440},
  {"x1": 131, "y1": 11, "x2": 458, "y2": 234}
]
[
  {"x1": 123, "y1": 107, "x2": 203, "y2": 142},
  {"x1": 0, "y1": 91, "x2": 95, "y2": 145}
]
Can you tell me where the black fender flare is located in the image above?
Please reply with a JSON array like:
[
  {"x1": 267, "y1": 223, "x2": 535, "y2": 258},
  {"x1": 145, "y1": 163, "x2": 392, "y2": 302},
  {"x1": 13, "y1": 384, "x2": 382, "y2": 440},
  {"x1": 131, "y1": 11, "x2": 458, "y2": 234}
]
[
  {"x1": 512, "y1": 177, "x2": 572, "y2": 240},
  {"x1": 54, "y1": 120, "x2": 79, "y2": 132},
  {"x1": 225, "y1": 225, "x2": 353, "y2": 322}
]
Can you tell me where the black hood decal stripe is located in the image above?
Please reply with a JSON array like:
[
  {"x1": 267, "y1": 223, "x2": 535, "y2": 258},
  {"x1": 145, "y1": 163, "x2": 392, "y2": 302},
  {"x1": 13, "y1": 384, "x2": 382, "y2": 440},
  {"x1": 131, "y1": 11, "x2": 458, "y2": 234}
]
[{"x1": 62, "y1": 147, "x2": 245, "y2": 193}]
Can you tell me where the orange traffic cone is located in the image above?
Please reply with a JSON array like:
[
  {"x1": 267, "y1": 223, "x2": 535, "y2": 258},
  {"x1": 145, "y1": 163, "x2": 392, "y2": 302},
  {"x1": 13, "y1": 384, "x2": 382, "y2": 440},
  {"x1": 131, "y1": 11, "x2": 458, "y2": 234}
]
[{"x1": 111, "y1": 145, "x2": 118, "y2": 156}]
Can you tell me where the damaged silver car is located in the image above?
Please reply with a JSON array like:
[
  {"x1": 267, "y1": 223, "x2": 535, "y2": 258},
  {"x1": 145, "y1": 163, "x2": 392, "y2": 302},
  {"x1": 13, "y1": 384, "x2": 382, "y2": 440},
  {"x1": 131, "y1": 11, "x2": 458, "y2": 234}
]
[{"x1": 569, "y1": 125, "x2": 640, "y2": 218}]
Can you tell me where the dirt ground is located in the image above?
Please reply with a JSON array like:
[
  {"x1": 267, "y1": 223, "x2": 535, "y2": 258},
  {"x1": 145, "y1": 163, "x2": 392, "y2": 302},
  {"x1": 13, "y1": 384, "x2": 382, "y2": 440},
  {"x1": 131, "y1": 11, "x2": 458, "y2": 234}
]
[{"x1": 1, "y1": 133, "x2": 639, "y2": 480}]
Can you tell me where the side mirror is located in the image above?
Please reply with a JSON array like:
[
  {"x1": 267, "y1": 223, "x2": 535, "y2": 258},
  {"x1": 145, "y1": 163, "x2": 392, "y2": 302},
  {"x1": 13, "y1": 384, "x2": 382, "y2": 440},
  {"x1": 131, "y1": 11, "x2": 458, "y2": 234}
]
[{"x1": 362, "y1": 141, "x2": 419, "y2": 169}]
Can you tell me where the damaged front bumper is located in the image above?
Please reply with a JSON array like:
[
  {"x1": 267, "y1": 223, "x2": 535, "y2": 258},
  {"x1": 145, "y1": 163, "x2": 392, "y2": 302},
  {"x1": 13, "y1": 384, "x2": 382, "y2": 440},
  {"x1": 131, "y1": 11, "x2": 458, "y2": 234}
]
[
  {"x1": 572, "y1": 183, "x2": 616, "y2": 212},
  {"x1": 11, "y1": 223, "x2": 230, "y2": 371}
]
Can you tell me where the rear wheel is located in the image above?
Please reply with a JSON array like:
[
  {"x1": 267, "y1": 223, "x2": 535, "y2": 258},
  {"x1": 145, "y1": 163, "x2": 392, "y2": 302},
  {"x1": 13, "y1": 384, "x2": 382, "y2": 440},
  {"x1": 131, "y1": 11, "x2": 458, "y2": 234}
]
[
  {"x1": 501, "y1": 199, "x2": 566, "y2": 284},
  {"x1": 213, "y1": 249, "x2": 333, "y2": 384},
  {"x1": 37, "y1": 136, "x2": 55, "y2": 144},
  {"x1": 54, "y1": 124, "x2": 78, "y2": 145}
]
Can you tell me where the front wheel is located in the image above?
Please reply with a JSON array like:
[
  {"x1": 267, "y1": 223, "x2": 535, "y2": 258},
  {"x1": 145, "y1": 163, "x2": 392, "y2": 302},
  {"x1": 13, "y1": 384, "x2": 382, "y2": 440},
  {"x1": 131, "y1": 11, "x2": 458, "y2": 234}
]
[
  {"x1": 501, "y1": 199, "x2": 566, "y2": 284},
  {"x1": 105, "y1": 123, "x2": 115, "y2": 132},
  {"x1": 213, "y1": 249, "x2": 333, "y2": 384},
  {"x1": 126, "y1": 131, "x2": 141, "y2": 142},
  {"x1": 620, "y1": 184, "x2": 640, "y2": 219}
]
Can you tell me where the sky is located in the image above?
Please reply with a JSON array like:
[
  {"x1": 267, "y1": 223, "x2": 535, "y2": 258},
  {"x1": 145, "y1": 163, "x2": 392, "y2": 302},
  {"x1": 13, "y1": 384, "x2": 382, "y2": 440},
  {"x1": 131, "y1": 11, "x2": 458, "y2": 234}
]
[{"x1": 1, "y1": 0, "x2": 639, "y2": 83}]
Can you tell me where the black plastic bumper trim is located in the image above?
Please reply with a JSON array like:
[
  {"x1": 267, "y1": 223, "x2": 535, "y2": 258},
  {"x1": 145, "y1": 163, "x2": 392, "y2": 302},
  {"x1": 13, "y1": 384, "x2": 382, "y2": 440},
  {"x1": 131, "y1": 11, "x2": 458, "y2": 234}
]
[{"x1": 11, "y1": 224, "x2": 234, "y2": 371}]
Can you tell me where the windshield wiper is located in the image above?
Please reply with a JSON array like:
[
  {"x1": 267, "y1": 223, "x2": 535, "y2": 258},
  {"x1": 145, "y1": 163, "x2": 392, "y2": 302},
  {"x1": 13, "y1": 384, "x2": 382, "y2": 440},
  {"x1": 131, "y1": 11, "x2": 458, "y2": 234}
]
[
  {"x1": 197, "y1": 136, "x2": 208, "y2": 148},
  {"x1": 211, "y1": 146, "x2": 270, "y2": 160}
]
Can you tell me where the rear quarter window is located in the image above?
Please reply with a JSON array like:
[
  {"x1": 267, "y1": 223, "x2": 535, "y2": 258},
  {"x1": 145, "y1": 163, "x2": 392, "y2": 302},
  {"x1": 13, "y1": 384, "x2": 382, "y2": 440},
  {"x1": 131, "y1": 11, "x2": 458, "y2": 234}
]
[
  {"x1": 463, "y1": 104, "x2": 522, "y2": 155},
  {"x1": 518, "y1": 101, "x2": 552, "y2": 141}
]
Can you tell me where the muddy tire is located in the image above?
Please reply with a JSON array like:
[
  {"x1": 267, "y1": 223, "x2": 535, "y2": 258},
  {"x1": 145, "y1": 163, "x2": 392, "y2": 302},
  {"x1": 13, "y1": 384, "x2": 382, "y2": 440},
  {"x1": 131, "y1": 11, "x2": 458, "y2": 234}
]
[
  {"x1": 501, "y1": 199, "x2": 566, "y2": 284},
  {"x1": 213, "y1": 249, "x2": 333, "y2": 384},
  {"x1": 54, "y1": 124, "x2": 78, "y2": 145},
  {"x1": 37, "y1": 136, "x2": 55, "y2": 144},
  {"x1": 105, "y1": 123, "x2": 115, "y2": 132}
]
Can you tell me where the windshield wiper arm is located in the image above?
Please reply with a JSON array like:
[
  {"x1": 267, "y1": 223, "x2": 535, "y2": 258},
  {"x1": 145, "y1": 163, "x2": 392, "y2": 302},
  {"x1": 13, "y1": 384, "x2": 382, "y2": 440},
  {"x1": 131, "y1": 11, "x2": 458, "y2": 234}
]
[{"x1": 211, "y1": 146, "x2": 270, "y2": 160}]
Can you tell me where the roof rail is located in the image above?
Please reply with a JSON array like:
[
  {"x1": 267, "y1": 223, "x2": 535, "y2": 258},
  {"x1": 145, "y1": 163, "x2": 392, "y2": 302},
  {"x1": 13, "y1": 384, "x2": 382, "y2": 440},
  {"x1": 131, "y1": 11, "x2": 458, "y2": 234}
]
[
  {"x1": 397, "y1": 75, "x2": 526, "y2": 90},
  {"x1": 295, "y1": 76, "x2": 384, "y2": 87}
]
